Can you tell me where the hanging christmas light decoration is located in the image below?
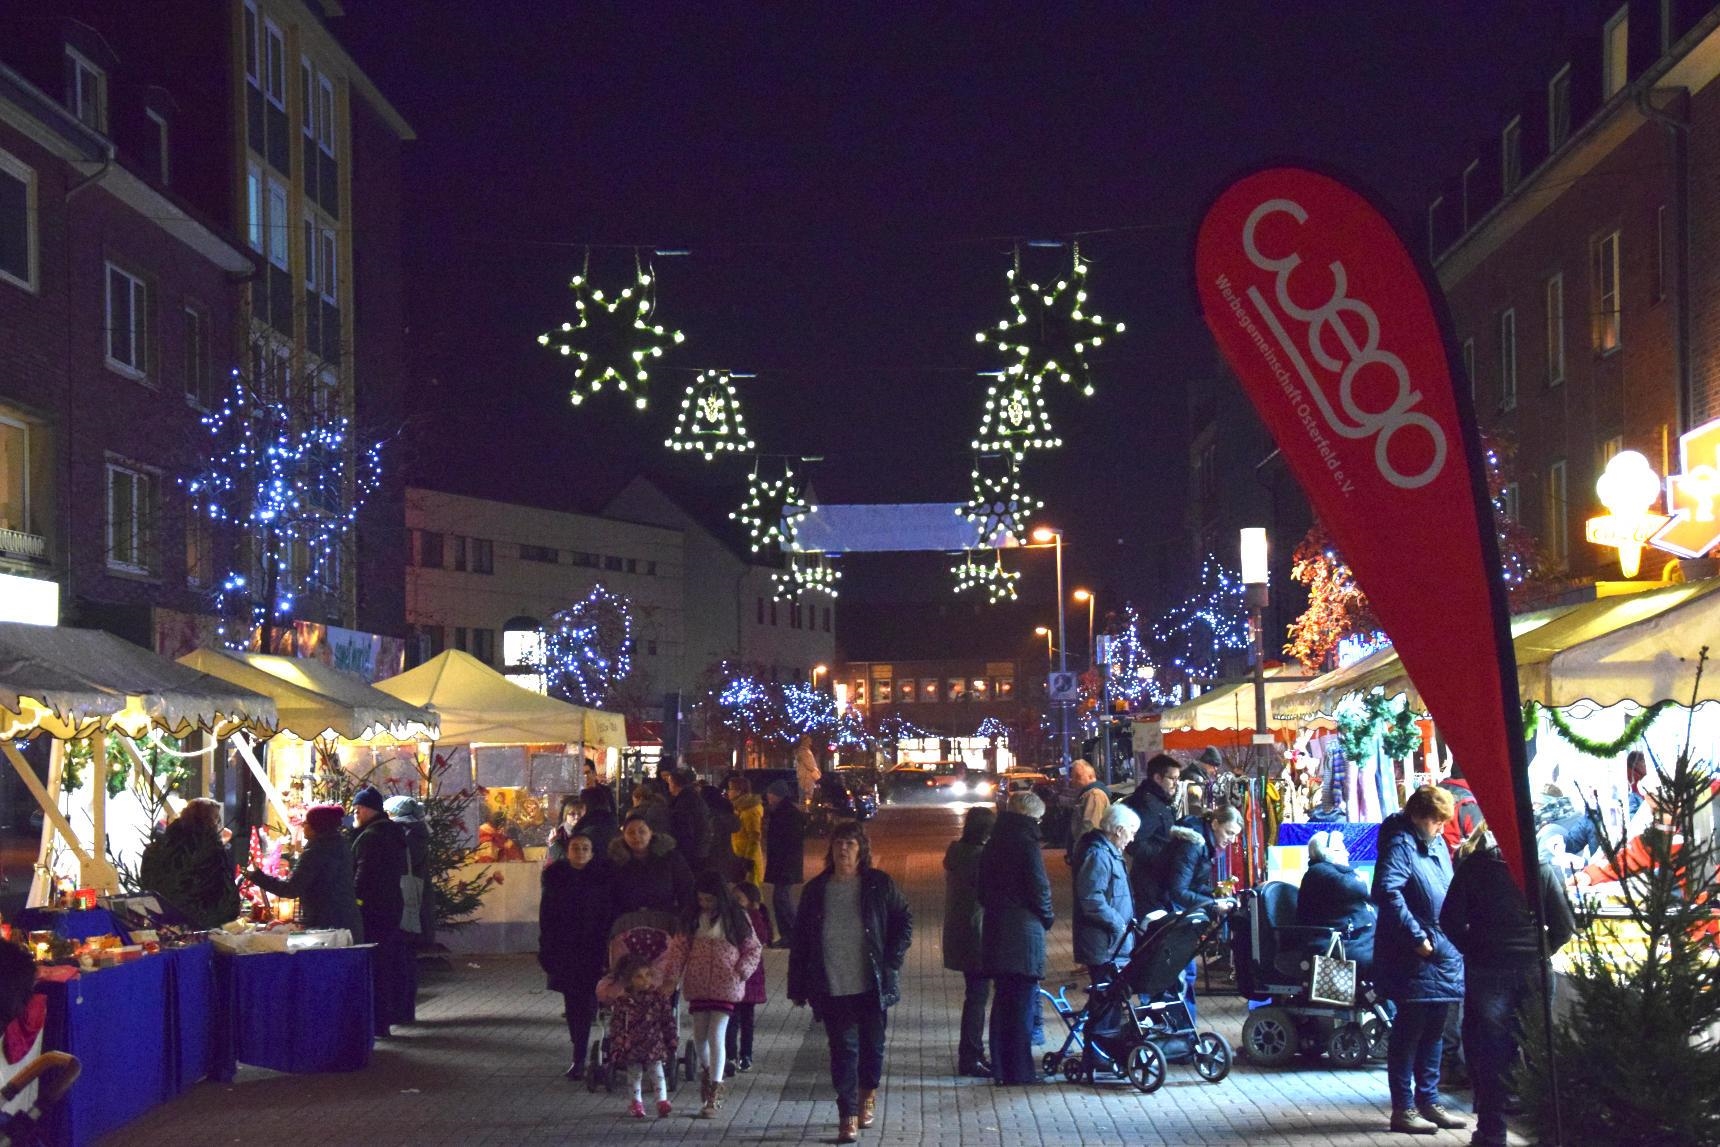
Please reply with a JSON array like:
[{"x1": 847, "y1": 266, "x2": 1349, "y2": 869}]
[
  {"x1": 772, "y1": 553, "x2": 841, "y2": 601},
  {"x1": 731, "y1": 462, "x2": 810, "y2": 554},
  {"x1": 537, "y1": 251, "x2": 685, "y2": 410},
  {"x1": 960, "y1": 456, "x2": 1041, "y2": 547},
  {"x1": 970, "y1": 374, "x2": 1060, "y2": 459},
  {"x1": 951, "y1": 549, "x2": 1020, "y2": 604},
  {"x1": 664, "y1": 369, "x2": 756, "y2": 460},
  {"x1": 975, "y1": 242, "x2": 1126, "y2": 397},
  {"x1": 534, "y1": 584, "x2": 635, "y2": 707}
]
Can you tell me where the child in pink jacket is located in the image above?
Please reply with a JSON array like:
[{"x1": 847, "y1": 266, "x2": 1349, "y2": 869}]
[
  {"x1": 725, "y1": 882, "x2": 771, "y2": 1074},
  {"x1": 682, "y1": 870, "x2": 762, "y2": 1117}
]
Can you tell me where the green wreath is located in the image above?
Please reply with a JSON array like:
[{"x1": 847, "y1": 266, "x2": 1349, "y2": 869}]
[
  {"x1": 1337, "y1": 693, "x2": 1422, "y2": 762},
  {"x1": 1525, "y1": 699, "x2": 1674, "y2": 758}
]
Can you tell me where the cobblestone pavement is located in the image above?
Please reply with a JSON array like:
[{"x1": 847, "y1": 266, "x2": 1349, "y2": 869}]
[{"x1": 104, "y1": 805, "x2": 1481, "y2": 1146}]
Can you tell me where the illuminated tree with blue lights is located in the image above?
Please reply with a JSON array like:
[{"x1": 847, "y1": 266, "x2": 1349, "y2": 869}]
[{"x1": 537, "y1": 584, "x2": 636, "y2": 708}]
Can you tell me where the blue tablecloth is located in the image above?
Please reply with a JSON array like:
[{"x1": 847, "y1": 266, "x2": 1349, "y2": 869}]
[
  {"x1": 163, "y1": 944, "x2": 216, "y2": 1092},
  {"x1": 41, "y1": 957, "x2": 170, "y2": 1147},
  {"x1": 212, "y1": 946, "x2": 374, "y2": 1079},
  {"x1": 1275, "y1": 821, "x2": 1381, "y2": 860},
  {"x1": 16, "y1": 907, "x2": 124, "y2": 942}
]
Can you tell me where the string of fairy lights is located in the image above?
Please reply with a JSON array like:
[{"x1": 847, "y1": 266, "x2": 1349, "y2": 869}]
[{"x1": 536, "y1": 240, "x2": 1128, "y2": 605}]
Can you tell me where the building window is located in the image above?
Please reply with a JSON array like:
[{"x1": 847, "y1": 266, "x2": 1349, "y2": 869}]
[
  {"x1": 1501, "y1": 481, "x2": 1521, "y2": 523},
  {"x1": 1498, "y1": 308, "x2": 1517, "y2": 411},
  {"x1": 1501, "y1": 118, "x2": 1521, "y2": 194},
  {"x1": 452, "y1": 535, "x2": 468, "y2": 572},
  {"x1": 470, "y1": 628, "x2": 495, "y2": 664},
  {"x1": 646, "y1": 639, "x2": 657, "y2": 656},
  {"x1": 790, "y1": 603, "x2": 801, "y2": 630},
  {"x1": 995, "y1": 677, "x2": 1015, "y2": 699},
  {"x1": 1599, "y1": 434, "x2": 1625, "y2": 470},
  {"x1": 873, "y1": 678, "x2": 891, "y2": 703},
  {"x1": 0, "y1": 414, "x2": 33, "y2": 539},
  {"x1": 0, "y1": 149, "x2": 37, "y2": 293},
  {"x1": 1427, "y1": 196, "x2": 1443, "y2": 260},
  {"x1": 320, "y1": 228, "x2": 338, "y2": 303},
  {"x1": 1594, "y1": 230, "x2": 1622, "y2": 352},
  {"x1": 946, "y1": 677, "x2": 967, "y2": 702},
  {"x1": 519, "y1": 543, "x2": 557, "y2": 563},
  {"x1": 1461, "y1": 161, "x2": 1479, "y2": 230},
  {"x1": 317, "y1": 74, "x2": 336, "y2": 155},
  {"x1": 1655, "y1": 204, "x2": 1668, "y2": 302},
  {"x1": 471, "y1": 537, "x2": 494, "y2": 574},
  {"x1": 246, "y1": 165, "x2": 263, "y2": 251},
  {"x1": 243, "y1": 1, "x2": 260, "y2": 82},
  {"x1": 971, "y1": 678, "x2": 989, "y2": 701},
  {"x1": 186, "y1": 504, "x2": 212, "y2": 587},
  {"x1": 1603, "y1": 6, "x2": 1630, "y2": 99},
  {"x1": 603, "y1": 555, "x2": 623, "y2": 571},
  {"x1": 626, "y1": 557, "x2": 638, "y2": 573},
  {"x1": 1544, "y1": 274, "x2": 1564, "y2": 386},
  {"x1": 106, "y1": 462, "x2": 157, "y2": 573},
  {"x1": 1547, "y1": 460, "x2": 1569, "y2": 569},
  {"x1": 453, "y1": 626, "x2": 469, "y2": 653},
  {"x1": 263, "y1": 20, "x2": 287, "y2": 109},
  {"x1": 569, "y1": 551, "x2": 600, "y2": 569},
  {"x1": 419, "y1": 531, "x2": 445, "y2": 568},
  {"x1": 920, "y1": 678, "x2": 938, "y2": 703},
  {"x1": 646, "y1": 560, "x2": 657, "y2": 576},
  {"x1": 65, "y1": 48, "x2": 107, "y2": 133},
  {"x1": 183, "y1": 307, "x2": 210, "y2": 407},
  {"x1": 141, "y1": 108, "x2": 170, "y2": 187},
  {"x1": 897, "y1": 679, "x2": 916, "y2": 704},
  {"x1": 823, "y1": 606, "x2": 831, "y2": 632},
  {"x1": 105, "y1": 263, "x2": 150, "y2": 378},
  {"x1": 769, "y1": 601, "x2": 778, "y2": 626},
  {"x1": 1549, "y1": 66, "x2": 1572, "y2": 151},
  {"x1": 1462, "y1": 338, "x2": 1475, "y2": 397},
  {"x1": 266, "y1": 180, "x2": 289, "y2": 270}
]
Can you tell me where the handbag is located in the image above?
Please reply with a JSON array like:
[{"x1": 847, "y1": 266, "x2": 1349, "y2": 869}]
[
  {"x1": 399, "y1": 847, "x2": 424, "y2": 935},
  {"x1": 1308, "y1": 934, "x2": 1357, "y2": 1006}
]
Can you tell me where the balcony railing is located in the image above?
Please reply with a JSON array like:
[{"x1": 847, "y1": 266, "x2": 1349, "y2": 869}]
[{"x1": 0, "y1": 528, "x2": 46, "y2": 560}]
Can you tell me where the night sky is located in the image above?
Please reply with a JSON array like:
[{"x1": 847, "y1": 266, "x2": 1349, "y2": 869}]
[{"x1": 336, "y1": 1, "x2": 1582, "y2": 651}]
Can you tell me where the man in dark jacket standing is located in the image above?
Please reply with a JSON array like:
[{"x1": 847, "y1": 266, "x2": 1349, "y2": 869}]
[
  {"x1": 1122, "y1": 754, "x2": 1182, "y2": 908},
  {"x1": 763, "y1": 782, "x2": 805, "y2": 946},
  {"x1": 978, "y1": 792, "x2": 1055, "y2": 1085},
  {"x1": 666, "y1": 767, "x2": 714, "y2": 872},
  {"x1": 350, "y1": 785, "x2": 409, "y2": 1037},
  {"x1": 1441, "y1": 835, "x2": 1575, "y2": 1147}
]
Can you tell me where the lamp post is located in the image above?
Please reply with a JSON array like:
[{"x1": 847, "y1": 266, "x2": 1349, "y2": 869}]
[
  {"x1": 812, "y1": 663, "x2": 828, "y2": 691},
  {"x1": 1033, "y1": 626, "x2": 1054, "y2": 672},
  {"x1": 1240, "y1": 527, "x2": 1271, "y2": 745},
  {"x1": 1073, "y1": 588, "x2": 1095, "y2": 669},
  {"x1": 1031, "y1": 526, "x2": 1071, "y2": 774}
]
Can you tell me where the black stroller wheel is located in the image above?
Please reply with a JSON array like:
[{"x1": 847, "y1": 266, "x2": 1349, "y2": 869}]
[
  {"x1": 1193, "y1": 1031, "x2": 1233, "y2": 1082},
  {"x1": 1125, "y1": 1043, "x2": 1166, "y2": 1094},
  {"x1": 1240, "y1": 1007, "x2": 1297, "y2": 1068},
  {"x1": 1040, "y1": 1052, "x2": 1061, "y2": 1078},
  {"x1": 1360, "y1": 1015, "x2": 1390, "y2": 1060},
  {"x1": 1328, "y1": 1022, "x2": 1368, "y2": 1068}
]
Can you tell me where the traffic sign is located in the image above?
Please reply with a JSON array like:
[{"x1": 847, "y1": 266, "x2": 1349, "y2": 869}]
[
  {"x1": 1048, "y1": 671, "x2": 1080, "y2": 701},
  {"x1": 1652, "y1": 417, "x2": 1720, "y2": 559}
]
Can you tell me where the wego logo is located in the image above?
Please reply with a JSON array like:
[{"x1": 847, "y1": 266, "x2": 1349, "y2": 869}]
[{"x1": 1240, "y1": 198, "x2": 1448, "y2": 490}]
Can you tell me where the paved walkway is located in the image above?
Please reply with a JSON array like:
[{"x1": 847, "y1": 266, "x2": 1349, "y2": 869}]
[{"x1": 104, "y1": 806, "x2": 1478, "y2": 1145}]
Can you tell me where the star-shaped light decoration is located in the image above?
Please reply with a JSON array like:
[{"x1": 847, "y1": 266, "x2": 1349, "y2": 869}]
[
  {"x1": 537, "y1": 255, "x2": 685, "y2": 410},
  {"x1": 971, "y1": 375, "x2": 1061, "y2": 459},
  {"x1": 731, "y1": 463, "x2": 810, "y2": 555},
  {"x1": 951, "y1": 549, "x2": 1020, "y2": 604},
  {"x1": 771, "y1": 553, "x2": 842, "y2": 602},
  {"x1": 975, "y1": 243, "x2": 1125, "y2": 397},
  {"x1": 665, "y1": 370, "x2": 756, "y2": 460},
  {"x1": 960, "y1": 458, "x2": 1042, "y2": 548}
]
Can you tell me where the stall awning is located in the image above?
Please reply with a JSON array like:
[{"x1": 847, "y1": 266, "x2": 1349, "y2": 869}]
[
  {"x1": 373, "y1": 649, "x2": 589, "y2": 744},
  {"x1": 585, "y1": 708, "x2": 628, "y2": 752},
  {"x1": 1160, "y1": 668, "x2": 1321, "y2": 732},
  {"x1": 0, "y1": 623, "x2": 276, "y2": 740},
  {"x1": 179, "y1": 648, "x2": 437, "y2": 742}
]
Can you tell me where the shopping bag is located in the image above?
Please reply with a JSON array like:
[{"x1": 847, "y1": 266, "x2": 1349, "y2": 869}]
[
  {"x1": 399, "y1": 849, "x2": 424, "y2": 935},
  {"x1": 1308, "y1": 934, "x2": 1357, "y2": 1005}
]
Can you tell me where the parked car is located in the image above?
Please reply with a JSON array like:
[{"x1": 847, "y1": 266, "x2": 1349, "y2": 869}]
[
  {"x1": 885, "y1": 761, "x2": 995, "y2": 803},
  {"x1": 996, "y1": 770, "x2": 1066, "y2": 844},
  {"x1": 808, "y1": 773, "x2": 879, "y2": 835}
]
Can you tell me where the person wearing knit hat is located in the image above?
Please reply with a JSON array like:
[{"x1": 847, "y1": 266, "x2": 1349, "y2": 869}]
[
  {"x1": 352, "y1": 786, "x2": 386, "y2": 814},
  {"x1": 350, "y1": 784, "x2": 411, "y2": 1036},
  {"x1": 248, "y1": 803, "x2": 361, "y2": 936}
]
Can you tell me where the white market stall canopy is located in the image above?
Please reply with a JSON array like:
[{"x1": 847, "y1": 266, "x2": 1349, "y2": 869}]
[
  {"x1": 1274, "y1": 579, "x2": 1720, "y2": 719},
  {"x1": 374, "y1": 649, "x2": 590, "y2": 744},
  {"x1": 0, "y1": 622, "x2": 276, "y2": 740},
  {"x1": 178, "y1": 648, "x2": 437, "y2": 742},
  {"x1": 1160, "y1": 667, "x2": 1321, "y2": 733}
]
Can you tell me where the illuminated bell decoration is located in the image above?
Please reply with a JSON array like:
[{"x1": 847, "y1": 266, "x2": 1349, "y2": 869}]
[
  {"x1": 731, "y1": 464, "x2": 810, "y2": 554},
  {"x1": 665, "y1": 370, "x2": 755, "y2": 460},
  {"x1": 951, "y1": 550, "x2": 1020, "y2": 604},
  {"x1": 974, "y1": 243, "x2": 1126, "y2": 397},
  {"x1": 971, "y1": 377, "x2": 1060, "y2": 459},
  {"x1": 537, "y1": 257, "x2": 685, "y2": 411},
  {"x1": 961, "y1": 459, "x2": 1042, "y2": 547},
  {"x1": 1585, "y1": 450, "x2": 1670, "y2": 578}
]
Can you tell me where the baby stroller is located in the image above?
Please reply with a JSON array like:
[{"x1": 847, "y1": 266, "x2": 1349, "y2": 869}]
[
  {"x1": 1230, "y1": 882, "x2": 1391, "y2": 1068},
  {"x1": 586, "y1": 910, "x2": 696, "y2": 1094},
  {"x1": 0, "y1": 1052, "x2": 81, "y2": 1147},
  {"x1": 1043, "y1": 909, "x2": 1234, "y2": 1094}
]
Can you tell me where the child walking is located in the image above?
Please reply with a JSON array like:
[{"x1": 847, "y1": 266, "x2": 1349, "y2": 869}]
[
  {"x1": 596, "y1": 951, "x2": 677, "y2": 1118},
  {"x1": 725, "y1": 882, "x2": 771, "y2": 1074},
  {"x1": 682, "y1": 870, "x2": 762, "y2": 1118}
]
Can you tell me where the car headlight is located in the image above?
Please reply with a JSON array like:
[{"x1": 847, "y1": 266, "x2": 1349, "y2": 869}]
[
  {"x1": 974, "y1": 781, "x2": 993, "y2": 797},
  {"x1": 949, "y1": 780, "x2": 968, "y2": 796}
]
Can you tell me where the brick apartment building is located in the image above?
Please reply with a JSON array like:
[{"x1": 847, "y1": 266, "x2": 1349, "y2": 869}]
[
  {"x1": 1430, "y1": 0, "x2": 1720, "y2": 582},
  {"x1": 0, "y1": 1, "x2": 411, "y2": 645}
]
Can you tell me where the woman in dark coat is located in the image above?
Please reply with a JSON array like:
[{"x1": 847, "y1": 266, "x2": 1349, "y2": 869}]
[
  {"x1": 942, "y1": 805, "x2": 995, "y2": 1078},
  {"x1": 247, "y1": 803, "x2": 362, "y2": 937},
  {"x1": 978, "y1": 793, "x2": 1054, "y2": 1086},
  {"x1": 140, "y1": 798, "x2": 241, "y2": 929},
  {"x1": 763, "y1": 782, "x2": 806, "y2": 945},
  {"x1": 574, "y1": 784, "x2": 620, "y2": 858},
  {"x1": 787, "y1": 821, "x2": 912, "y2": 1144},
  {"x1": 1141, "y1": 804, "x2": 1243, "y2": 1026},
  {"x1": 1295, "y1": 829, "x2": 1376, "y2": 976},
  {"x1": 608, "y1": 811, "x2": 695, "y2": 918},
  {"x1": 539, "y1": 831, "x2": 615, "y2": 1078},
  {"x1": 1371, "y1": 786, "x2": 1467, "y2": 1136}
]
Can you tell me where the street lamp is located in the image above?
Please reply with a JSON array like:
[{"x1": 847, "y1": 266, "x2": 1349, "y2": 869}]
[
  {"x1": 1030, "y1": 525, "x2": 1071, "y2": 773},
  {"x1": 1240, "y1": 527, "x2": 1271, "y2": 745},
  {"x1": 1033, "y1": 626, "x2": 1054, "y2": 671},
  {"x1": 812, "y1": 663, "x2": 828, "y2": 689},
  {"x1": 1073, "y1": 588, "x2": 1096, "y2": 669}
]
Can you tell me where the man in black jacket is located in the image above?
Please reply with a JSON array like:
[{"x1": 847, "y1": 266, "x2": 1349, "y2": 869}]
[
  {"x1": 665, "y1": 767, "x2": 714, "y2": 872},
  {"x1": 1440, "y1": 836, "x2": 1576, "y2": 1147},
  {"x1": 763, "y1": 782, "x2": 806, "y2": 946},
  {"x1": 1122, "y1": 754, "x2": 1182, "y2": 910},
  {"x1": 349, "y1": 786, "x2": 410, "y2": 1036}
]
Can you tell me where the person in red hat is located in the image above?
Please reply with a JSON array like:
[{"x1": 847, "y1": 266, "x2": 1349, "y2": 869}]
[{"x1": 246, "y1": 804, "x2": 361, "y2": 936}]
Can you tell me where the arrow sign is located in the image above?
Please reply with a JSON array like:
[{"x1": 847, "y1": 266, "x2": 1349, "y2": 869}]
[{"x1": 1651, "y1": 416, "x2": 1720, "y2": 559}]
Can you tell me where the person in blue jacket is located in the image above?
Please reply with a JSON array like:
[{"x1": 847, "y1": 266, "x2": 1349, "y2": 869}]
[
  {"x1": 1371, "y1": 785, "x2": 1468, "y2": 1136},
  {"x1": 1072, "y1": 804, "x2": 1140, "y2": 980}
]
